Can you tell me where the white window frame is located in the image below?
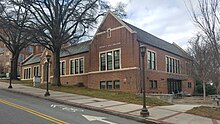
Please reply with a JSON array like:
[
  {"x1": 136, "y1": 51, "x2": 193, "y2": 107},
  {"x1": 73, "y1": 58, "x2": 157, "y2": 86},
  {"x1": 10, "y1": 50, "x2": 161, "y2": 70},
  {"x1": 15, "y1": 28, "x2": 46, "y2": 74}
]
[
  {"x1": 99, "y1": 48, "x2": 121, "y2": 71},
  {"x1": 107, "y1": 28, "x2": 111, "y2": 38},
  {"x1": 33, "y1": 65, "x2": 40, "y2": 77},
  {"x1": 69, "y1": 57, "x2": 84, "y2": 75},
  {"x1": 60, "y1": 60, "x2": 66, "y2": 76},
  {"x1": 147, "y1": 49, "x2": 157, "y2": 70},
  {"x1": 23, "y1": 67, "x2": 32, "y2": 79},
  {"x1": 165, "y1": 55, "x2": 180, "y2": 74}
]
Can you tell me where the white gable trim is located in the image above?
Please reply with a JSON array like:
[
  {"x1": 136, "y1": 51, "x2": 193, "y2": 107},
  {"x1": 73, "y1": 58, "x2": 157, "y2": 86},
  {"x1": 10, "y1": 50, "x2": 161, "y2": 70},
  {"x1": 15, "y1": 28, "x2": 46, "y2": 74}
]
[{"x1": 90, "y1": 11, "x2": 136, "y2": 44}]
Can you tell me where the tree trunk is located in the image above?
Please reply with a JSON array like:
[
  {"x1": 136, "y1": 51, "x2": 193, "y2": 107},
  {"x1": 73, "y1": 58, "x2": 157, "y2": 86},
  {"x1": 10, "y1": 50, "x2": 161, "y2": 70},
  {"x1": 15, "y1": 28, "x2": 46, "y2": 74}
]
[
  {"x1": 203, "y1": 81, "x2": 206, "y2": 101},
  {"x1": 52, "y1": 49, "x2": 61, "y2": 86},
  {"x1": 11, "y1": 51, "x2": 19, "y2": 80}
]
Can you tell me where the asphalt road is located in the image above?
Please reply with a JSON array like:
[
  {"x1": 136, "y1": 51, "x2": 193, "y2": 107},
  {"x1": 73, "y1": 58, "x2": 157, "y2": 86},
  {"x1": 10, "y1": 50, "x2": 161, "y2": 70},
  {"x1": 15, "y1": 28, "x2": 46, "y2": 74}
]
[{"x1": 0, "y1": 90, "x2": 143, "y2": 124}]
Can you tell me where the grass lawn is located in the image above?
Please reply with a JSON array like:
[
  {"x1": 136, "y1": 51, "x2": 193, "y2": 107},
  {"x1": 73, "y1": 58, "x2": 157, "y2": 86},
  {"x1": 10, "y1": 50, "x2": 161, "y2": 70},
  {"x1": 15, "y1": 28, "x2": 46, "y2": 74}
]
[
  {"x1": 1, "y1": 79, "x2": 171, "y2": 106},
  {"x1": 187, "y1": 106, "x2": 220, "y2": 120}
]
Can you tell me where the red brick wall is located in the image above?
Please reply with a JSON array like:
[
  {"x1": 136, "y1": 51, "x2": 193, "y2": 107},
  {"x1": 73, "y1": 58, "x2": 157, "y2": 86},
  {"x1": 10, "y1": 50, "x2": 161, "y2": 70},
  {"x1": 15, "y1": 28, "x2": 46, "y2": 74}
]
[{"x1": 20, "y1": 12, "x2": 195, "y2": 95}]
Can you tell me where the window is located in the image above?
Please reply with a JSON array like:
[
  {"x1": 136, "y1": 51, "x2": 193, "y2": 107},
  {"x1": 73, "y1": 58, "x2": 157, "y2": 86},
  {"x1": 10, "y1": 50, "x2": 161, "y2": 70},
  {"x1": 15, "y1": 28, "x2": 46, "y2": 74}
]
[
  {"x1": 75, "y1": 59, "x2": 79, "y2": 74},
  {"x1": 166, "y1": 56, "x2": 180, "y2": 74},
  {"x1": 188, "y1": 82, "x2": 192, "y2": 88},
  {"x1": 107, "y1": 81, "x2": 113, "y2": 89},
  {"x1": 114, "y1": 80, "x2": 120, "y2": 89},
  {"x1": 100, "y1": 49, "x2": 120, "y2": 71},
  {"x1": 60, "y1": 61, "x2": 66, "y2": 75},
  {"x1": 100, "y1": 81, "x2": 106, "y2": 89},
  {"x1": 147, "y1": 51, "x2": 156, "y2": 70},
  {"x1": 79, "y1": 58, "x2": 84, "y2": 73},
  {"x1": 107, "y1": 52, "x2": 112, "y2": 70},
  {"x1": 70, "y1": 57, "x2": 84, "y2": 75},
  {"x1": 24, "y1": 67, "x2": 31, "y2": 79},
  {"x1": 149, "y1": 80, "x2": 157, "y2": 89},
  {"x1": 70, "y1": 60, "x2": 74, "y2": 74},
  {"x1": 100, "y1": 53, "x2": 106, "y2": 71},
  {"x1": 33, "y1": 66, "x2": 39, "y2": 76},
  {"x1": 107, "y1": 28, "x2": 111, "y2": 38},
  {"x1": 114, "y1": 50, "x2": 120, "y2": 69}
]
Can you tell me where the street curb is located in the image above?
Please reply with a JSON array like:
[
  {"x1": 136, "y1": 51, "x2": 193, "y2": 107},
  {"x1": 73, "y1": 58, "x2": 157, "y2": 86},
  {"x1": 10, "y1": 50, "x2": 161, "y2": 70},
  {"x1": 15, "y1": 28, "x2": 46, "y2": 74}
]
[{"x1": 2, "y1": 88, "x2": 162, "y2": 124}]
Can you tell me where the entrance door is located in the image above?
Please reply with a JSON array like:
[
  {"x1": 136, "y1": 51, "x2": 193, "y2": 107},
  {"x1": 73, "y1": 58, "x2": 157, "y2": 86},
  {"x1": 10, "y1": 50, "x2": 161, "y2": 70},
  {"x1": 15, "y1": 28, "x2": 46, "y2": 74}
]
[{"x1": 167, "y1": 79, "x2": 182, "y2": 94}]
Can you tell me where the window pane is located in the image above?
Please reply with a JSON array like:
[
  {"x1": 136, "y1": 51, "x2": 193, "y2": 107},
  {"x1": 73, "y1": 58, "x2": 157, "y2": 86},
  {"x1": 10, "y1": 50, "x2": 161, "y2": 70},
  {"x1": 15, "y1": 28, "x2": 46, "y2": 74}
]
[
  {"x1": 114, "y1": 50, "x2": 120, "y2": 69},
  {"x1": 79, "y1": 58, "x2": 84, "y2": 73},
  {"x1": 62, "y1": 62, "x2": 65, "y2": 75},
  {"x1": 107, "y1": 81, "x2": 113, "y2": 89},
  {"x1": 152, "y1": 52, "x2": 156, "y2": 70},
  {"x1": 75, "y1": 59, "x2": 79, "y2": 74},
  {"x1": 107, "y1": 52, "x2": 112, "y2": 70},
  {"x1": 100, "y1": 81, "x2": 106, "y2": 89},
  {"x1": 100, "y1": 53, "x2": 106, "y2": 71},
  {"x1": 70, "y1": 60, "x2": 74, "y2": 74},
  {"x1": 169, "y1": 58, "x2": 172, "y2": 73},
  {"x1": 147, "y1": 51, "x2": 151, "y2": 69},
  {"x1": 166, "y1": 57, "x2": 169, "y2": 72},
  {"x1": 149, "y1": 80, "x2": 153, "y2": 88},
  {"x1": 114, "y1": 80, "x2": 120, "y2": 89}
]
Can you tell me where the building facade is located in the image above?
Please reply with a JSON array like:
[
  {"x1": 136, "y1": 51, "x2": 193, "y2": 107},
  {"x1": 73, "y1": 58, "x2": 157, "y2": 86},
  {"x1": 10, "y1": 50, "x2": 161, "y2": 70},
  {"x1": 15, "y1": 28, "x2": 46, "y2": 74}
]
[
  {"x1": 0, "y1": 41, "x2": 39, "y2": 77},
  {"x1": 21, "y1": 12, "x2": 195, "y2": 94}
]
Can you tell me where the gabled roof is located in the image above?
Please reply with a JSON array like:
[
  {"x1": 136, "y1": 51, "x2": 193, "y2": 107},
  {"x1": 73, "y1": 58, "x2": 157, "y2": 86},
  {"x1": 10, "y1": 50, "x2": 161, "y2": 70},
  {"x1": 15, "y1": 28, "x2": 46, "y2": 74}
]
[
  {"x1": 123, "y1": 21, "x2": 189, "y2": 58},
  {"x1": 60, "y1": 40, "x2": 91, "y2": 58},
  {"x1": 23, "y1": 40, "x2": 91, "y2": 66},
  {"x1": 23, "y1": 54, "x2": 41, "y2": 65}
]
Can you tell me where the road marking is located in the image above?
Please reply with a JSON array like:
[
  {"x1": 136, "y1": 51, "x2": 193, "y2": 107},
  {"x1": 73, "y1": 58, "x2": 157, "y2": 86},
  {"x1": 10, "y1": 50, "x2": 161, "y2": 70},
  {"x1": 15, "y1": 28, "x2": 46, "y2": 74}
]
[
  {"x1": 51, "y1": 104, "x2": 84, "y2": 113},
  {"x1": 82, "y1": 114, "x2": 118, "y2": 124},
  {"x1": 0, "y1": 99, "x2": 69, "y2": 124}
]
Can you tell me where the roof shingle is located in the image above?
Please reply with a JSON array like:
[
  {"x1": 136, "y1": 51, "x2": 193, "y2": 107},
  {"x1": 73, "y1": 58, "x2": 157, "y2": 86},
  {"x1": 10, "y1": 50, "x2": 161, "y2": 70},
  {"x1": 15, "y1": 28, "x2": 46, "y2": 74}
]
[{"x1": 124, "y1": 21, "x2": 188, "y2": 58}]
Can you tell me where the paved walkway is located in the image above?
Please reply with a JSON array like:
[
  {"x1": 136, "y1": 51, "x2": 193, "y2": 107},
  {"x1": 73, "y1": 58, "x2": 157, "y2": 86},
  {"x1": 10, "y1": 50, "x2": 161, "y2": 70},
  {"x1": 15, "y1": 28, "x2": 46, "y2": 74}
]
[{"x1": 0, "y1": 82, "x2": 219, "y2": 124}]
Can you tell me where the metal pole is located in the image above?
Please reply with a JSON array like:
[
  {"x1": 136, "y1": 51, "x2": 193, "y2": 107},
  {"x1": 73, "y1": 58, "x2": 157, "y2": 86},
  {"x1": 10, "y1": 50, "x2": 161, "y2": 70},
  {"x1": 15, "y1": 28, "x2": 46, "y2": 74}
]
[
  {"x1": 44, "y1": 59, "x2": 50, "y2": 96},
  {"x1": 140, "y1": 47, "x2": 149, "y2": 117}
]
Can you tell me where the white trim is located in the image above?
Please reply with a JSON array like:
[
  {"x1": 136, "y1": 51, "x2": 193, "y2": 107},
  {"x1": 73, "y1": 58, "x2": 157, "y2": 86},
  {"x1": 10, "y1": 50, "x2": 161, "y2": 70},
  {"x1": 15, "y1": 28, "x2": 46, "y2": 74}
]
[
  {"x1": 23, "y1": 67, "x2": 32, "y2": 79},
  {"x1": 96, "y1": 26, "x2": 124, "y2": 36},
  {"x1": 60, "y1": 73, "x2": 88, "y2": 77},
  {"x1": 54, "y1": 67, "x2": 140, "y2": 76},
  {"x1": 147, "y1": 49, "x2": 157, "y2": 70},
  {"x1": 90, "y1": 11, "x2": 136, "y2": 44},
  {"x1": 33, "y1": 65, "x2": 40, "y2": 77},
  {"x1": 69, "y1": 56, "x2": 85, "y2": 75},
  {"x1": 60, "y1": 60, "x2": 66, "y2": 75},
  {"x1": 107, "y1": 28, "x2": 111, "y2": 38},
  {"x1": 99, "y1": 48, "x2": 121, "y2": 71},
  {"x1": 89, "y1": 67, "x2": 139, "y2": 74},
  {"x1": 165, "y1": 55, "x2": 180, "y2": 74}
]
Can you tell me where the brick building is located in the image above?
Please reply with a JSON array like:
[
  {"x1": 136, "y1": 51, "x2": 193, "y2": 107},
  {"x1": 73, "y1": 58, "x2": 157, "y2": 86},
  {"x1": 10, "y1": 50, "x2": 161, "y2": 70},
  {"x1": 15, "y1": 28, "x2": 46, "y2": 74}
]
[
  {"x1": 0, "y1": 41, "x2": 37, "y2": 77},
  {"x1": 21, "y1": 12, "x2": 195, "y2": 94}
]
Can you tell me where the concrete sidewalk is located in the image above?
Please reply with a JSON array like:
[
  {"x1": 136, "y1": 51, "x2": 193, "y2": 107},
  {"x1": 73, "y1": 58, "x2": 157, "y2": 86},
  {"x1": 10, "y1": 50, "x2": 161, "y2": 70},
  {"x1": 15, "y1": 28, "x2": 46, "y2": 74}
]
[{"x1": 0, "y1": 82, "x2": 219, "y2": 124}]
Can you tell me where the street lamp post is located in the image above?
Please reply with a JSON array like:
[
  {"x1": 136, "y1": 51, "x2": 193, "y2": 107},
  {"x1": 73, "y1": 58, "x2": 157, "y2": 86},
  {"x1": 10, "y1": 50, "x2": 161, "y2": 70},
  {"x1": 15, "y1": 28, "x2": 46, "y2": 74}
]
[
  {"x1": 8, "y1": 58, "x2": 12, "y2": 89},
  {"x1": 44, "y1": 54, "x2": 51, "y2": 97},
  {"x1": 140, "y1": 45, "x2": 149, "y2": 117}
]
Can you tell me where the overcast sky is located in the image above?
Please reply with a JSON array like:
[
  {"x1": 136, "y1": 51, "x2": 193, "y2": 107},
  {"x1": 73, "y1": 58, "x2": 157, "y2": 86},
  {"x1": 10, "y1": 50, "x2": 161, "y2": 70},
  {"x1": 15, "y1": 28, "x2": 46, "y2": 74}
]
[{"x1": 107, "y1": 0, "x2": 199, "y2": 50}]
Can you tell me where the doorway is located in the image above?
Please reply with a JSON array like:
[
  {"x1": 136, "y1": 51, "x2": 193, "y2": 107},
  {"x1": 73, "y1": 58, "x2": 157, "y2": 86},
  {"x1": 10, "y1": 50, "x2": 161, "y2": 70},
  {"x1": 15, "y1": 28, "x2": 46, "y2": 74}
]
[{"x1": 167, "y1": 79, "x2": 182, "y2": 94}]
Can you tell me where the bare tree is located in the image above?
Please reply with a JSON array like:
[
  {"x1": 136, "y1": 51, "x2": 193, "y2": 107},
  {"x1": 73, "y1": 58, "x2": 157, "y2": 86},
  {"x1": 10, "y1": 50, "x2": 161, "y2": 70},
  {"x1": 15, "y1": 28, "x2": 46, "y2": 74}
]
[
  {"x1": 13, "y1": 0, "x2": 126, "y2": 86},
  {"x1": 0, "y1": 0, "x2": 33, "y2": 79},
  {"x1": 188, "y1": 34, "x2": 212, "y2": 101},
  {"x1": 187, "y1": 0, "x2": 220, "y2": 95}
]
